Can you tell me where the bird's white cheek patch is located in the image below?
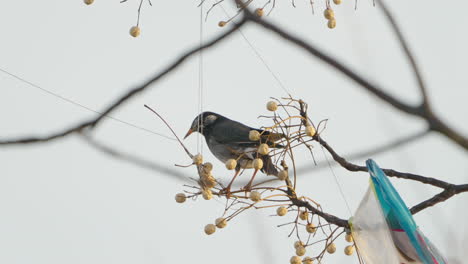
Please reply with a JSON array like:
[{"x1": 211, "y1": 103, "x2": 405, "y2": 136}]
[{"x1": 204, "y1": 115, "x2": 218, "y2": 125}]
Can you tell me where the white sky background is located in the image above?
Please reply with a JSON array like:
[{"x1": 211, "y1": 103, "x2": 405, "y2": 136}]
[{"x1": 0, "y1": 0, "x2": 467, "y2": 263}]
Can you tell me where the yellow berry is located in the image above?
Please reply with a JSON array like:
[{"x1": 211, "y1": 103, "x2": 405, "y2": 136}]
[
  {"x1": 299, "y1": 210, "x2": 308, "y2": 221},
  {"x1": 333, "y1": 0, "x2": 342, "y2": 4},
  {"x1": 345, "y1": 233, "x2": 353, "y2": 242},
  {"x1": 324, "y1": 8, "x2": 334, "y2": 20},
  {"x1": 225, "y1": 159, "x2": 237, "y2": 170},
  {"x1": 276, "y1": 206, "x2": 288, "y2": 216},
  {"x1": 202, "y1": 178, "x2": 216, "y2": 189},
  {"x1": 258, "y1": 143, "x2": 269, "y2": 155},
  {"x1": 326, "y1": 243, "x2": 336, "y2": 254},
  {"x1": 215, "y1": 217, "x2": 227, "y2": 228},
  {"x1": 327, "y1": 19, "x2": 336, "y2": 29},
  {"x1": 204, "y1": 224, "x2": 216, "y2": 235},
  {"x1": 294, "y1": 241, "x2": 304, "y2": 249},
  {"x1": 250, "y1": 191, "x2": 262, "y2": 202},
  {"x1": 203, "y1": 162, "x2": 213, "y2": 172},
  {"x1": 296, "y1": 246, "x2": 306, "y2": 256},
  {"x1": 129, "y1": 26, "x2": 140, "y2": 38},
  {"x1": 193, "y1": 154, "x2": 203, "y2": 165},
  {"x1": 249, "y1": 130, "x2": 261, "y2": 141},
  {"x1": 344, "y1": 245, "x2": 355, "y2": 256},
  {"x1": 218, "y1": 21, "x2": 227, "y2": 27},
  {"x1": 305, "y1": 126, "x2": 316, "y2": 137},
  {"x1": 255, "y1": 8, "x2": 264, "y2": 17},
  {"x1": 199, "y1": 164, "x2": 211, "y2": 177},
  {"x1": 253, "y1": 158, "x2": 264, "y2": 170},
  {"x1": 266, "y1": 101, "x2": 278, "y2": 111},
  {"x1": 278, "y1": 170, "x2": 288, "y2": 180},
  {"x1": 290, "y1": 256, "x2": 302, "y2": 264},
  {"x1": 202, "y1": 189, "x2": 213, "y2": 200},
  {"x1": 84, "y1": 0, "x2": 94, "y2": 5},
  {"x1": 303, "y1": 257, "x2": 314, "y2": 264},
  {"x1": 306, "y1": 223, "x2": 317, "y2": 233},
  {"x1": 199, "y1": 168, "x2": 210, "y2": 178},
  {"x1": 200, "y1": 173, "x2": 216, "y2": 188},
  {"x1": 175, "y1": 193, "x2": 186, "y2": 203}
]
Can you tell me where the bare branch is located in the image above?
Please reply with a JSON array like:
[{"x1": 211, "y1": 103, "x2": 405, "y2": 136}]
[
  {"x1": 0, "y1": 18, "x2": 247, "y2": 146},
  {"x1": 244, "y1": 12, "x2": 420, "y2": 117},
  {"x1": 244, "y1": 13, "x2": 468, "y2": 151},
  {"x1": 1, "y1": 3, "x2": 465, "y2": 226},
  {"x1": 378, "y1": 0, "x2": 429, "y2": 108},
  {"x1": 291, "y1": 197, "x2": 349, "y2": 228},
  {"x1": 410, "y1": 184, "x2": 468, "y2": 214},
  {"x1": 427, "y1": 114, "x2": 468, "y2": 151},
  {"x1": 234, "y1": 128, "x2": 430, "y2": 187},
  {"x1": 296, "y1": 128, "x2": 431, "y2": 173},
  {"x1": 314, "y1": 135, "x2": 453, "y2": 189},
  {"x1": 314, "y1": 133, "x2": 468, "y2": 214}
]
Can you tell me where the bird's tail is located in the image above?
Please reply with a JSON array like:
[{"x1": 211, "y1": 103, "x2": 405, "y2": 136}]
[{"x1": 260, "y1": 155, "x2": 279, "y2": 176}]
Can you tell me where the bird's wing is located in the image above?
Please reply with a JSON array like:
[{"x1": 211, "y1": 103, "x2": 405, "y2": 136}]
[
  {"x1": 255, "y1": 129, "x2": 285, "y2": 144},
  {"x1": 212, "y1": 119, "x2": 284, "y2": 148},
  {"x1": 211, "y1": 119, "x2": 254, "y2": 145}
]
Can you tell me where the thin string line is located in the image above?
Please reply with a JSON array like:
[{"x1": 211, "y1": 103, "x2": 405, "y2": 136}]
[
  {"x1": 320, "y1": 145, "x2": 353, "y2": 216},
  {"x1": 219, "y1": 5, "x2": 291, "y2": 96},
  {"x1": 0, "y1": 67, "x2": 176, "y2": 141},
  {"x1": 198, "y1": 3, "x2": 205, "y2": 155},
  {"x1": 196, "y1": 4, "x2": 201, "y2": 153}
]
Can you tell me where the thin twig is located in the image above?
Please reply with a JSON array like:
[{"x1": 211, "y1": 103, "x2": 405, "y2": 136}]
[
  {"x1": 144, "y1": 104, "x2": 193, "y2": 158},
  {"x1": 410, "y1": 184, "x2": 468, "y2": 214},
  {"x1": 377, "y1": 0, "x2": 430, "y2": 108}
]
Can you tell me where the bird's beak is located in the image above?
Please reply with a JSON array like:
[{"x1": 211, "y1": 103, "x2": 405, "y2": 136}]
[{"x1": 184, "y1": 129, "x2": 193, "y2": 139}]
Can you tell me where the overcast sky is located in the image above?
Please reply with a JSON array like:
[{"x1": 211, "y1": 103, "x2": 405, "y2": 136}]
[{"x1": 0, "y1": 1, "x2": 467, "y2": 263}]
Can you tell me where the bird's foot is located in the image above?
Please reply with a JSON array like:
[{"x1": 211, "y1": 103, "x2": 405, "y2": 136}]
[
  {"x1": 242, "y1": 169, "x2": 258, "y2": 194},
  {"x1": 242, "y1": 183, "x2": 253, "y2": 194}
]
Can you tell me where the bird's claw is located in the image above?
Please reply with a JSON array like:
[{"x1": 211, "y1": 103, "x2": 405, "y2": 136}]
[{"x1": 242, "y1": 183, "x2": 252, "y2": 194}]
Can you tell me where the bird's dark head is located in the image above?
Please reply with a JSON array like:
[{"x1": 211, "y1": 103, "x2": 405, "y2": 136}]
[{"x1": 184, "y1": 111, "x2": 222, "y2": 139}]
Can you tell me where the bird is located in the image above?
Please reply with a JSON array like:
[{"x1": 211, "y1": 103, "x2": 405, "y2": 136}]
[{"x1": 184, "y1": 111, "x2": 284, "y2": 195}]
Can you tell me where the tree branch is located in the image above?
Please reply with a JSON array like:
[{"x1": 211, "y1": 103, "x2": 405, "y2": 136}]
[
  {"x1": 296, "y1": 128, "x2": 430, "y2": 173},
  {"x1": 245, "y1": 12, "x2": 420, "y2": 117},
  {"x1": 314, "y1": 135, "x2": 452, "y2": 189},
  {"x1": 0, "y1": 18, "x2": 247, "y2": 146},
  {"x1": 313, "y1": 134, "x2": 468, "y2": 214},
  {"x1": 244, "y1": 13, "x2": 468, "y2": 151},
  {"x1": 373, "y1": 1, "x2": 468, "y2": 152},
  {"x1": 378, "y1": 0, "x2": 430, "y2": 108},
  {"x1": 292, "y1": 197, "x2": 349, "y2": 228},
  {"x1": 427, "y1": 114, "x2": 468, "y2": 151},
  {"x1": 410, "y1": 184, "x2": 468, "y2": 214},
  {"x1": 1, "y1": 3, "x2": 465, "y2": 222},
  {"x1": 237, "y1": 128, "x2": 429, "y2": 186}
]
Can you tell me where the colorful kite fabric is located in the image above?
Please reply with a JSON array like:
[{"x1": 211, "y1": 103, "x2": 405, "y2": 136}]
[{"x1": 350, "y1": 159, "x2": 447, "y2": 264}]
